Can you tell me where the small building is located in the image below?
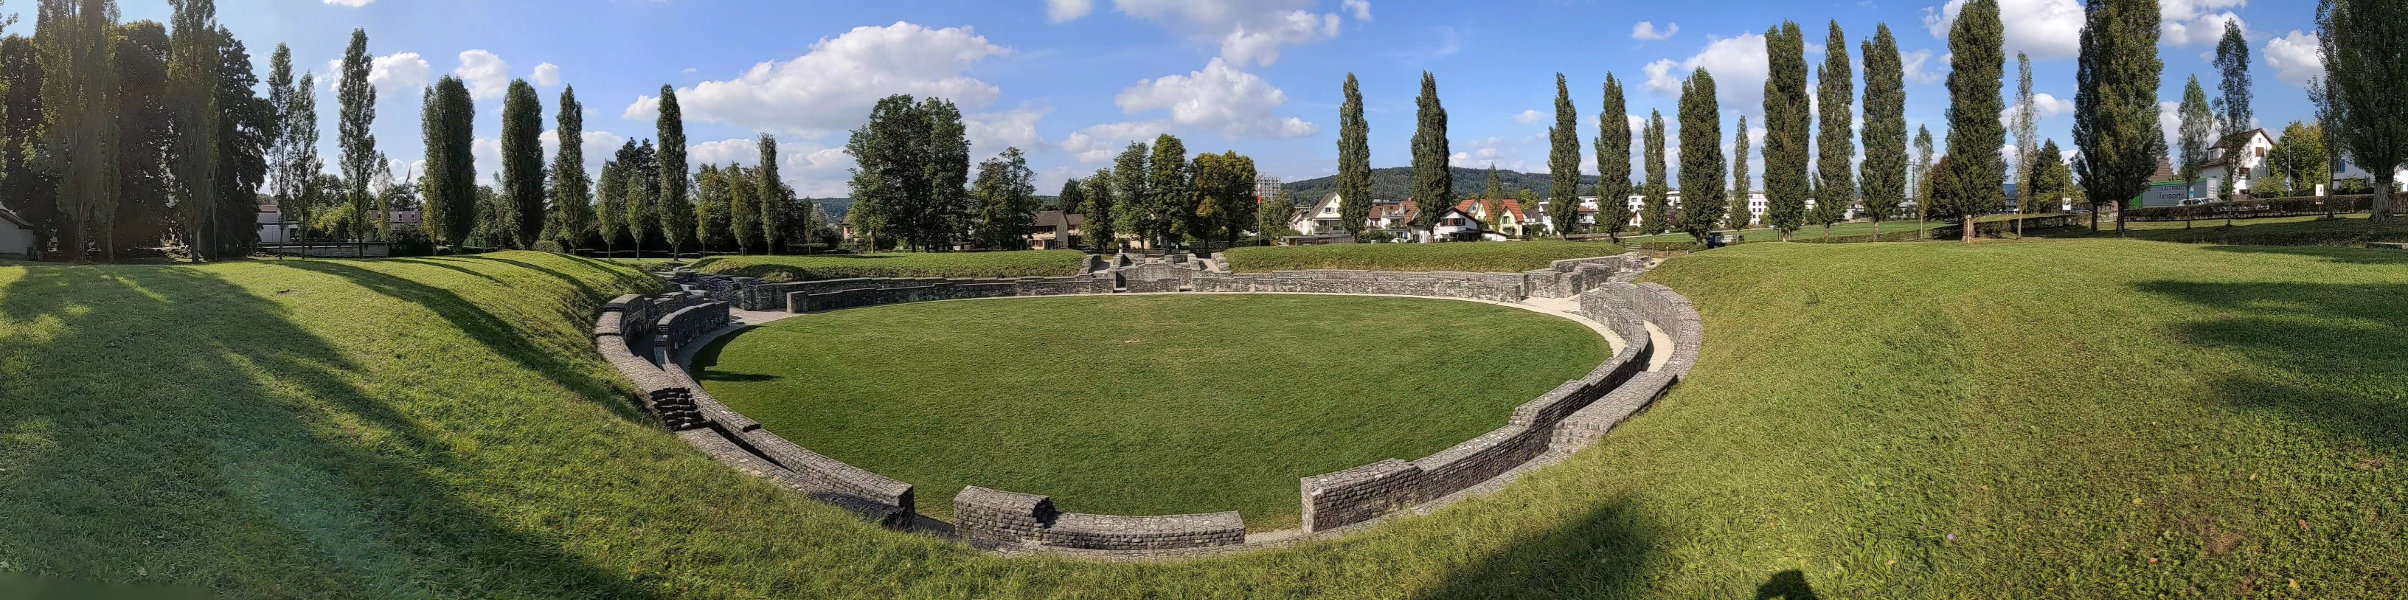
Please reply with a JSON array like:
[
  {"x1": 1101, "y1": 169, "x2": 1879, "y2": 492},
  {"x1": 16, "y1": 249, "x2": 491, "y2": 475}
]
[
  {"x1": 0, "y1": 206, "x2": 34, "y2": 258},
  {"x1": 1428, "y1": 205, "x2": 1502, "y2": 242},
  {"x1": 2332, "y1": 154, "x2": 2408, "y2": 192},
  {"x1": 1027, "y1": 210, "x2": 1084, "y2": 250},
  {"x1": 1290, "y1": 193, "x2": 1347, "y2": 235},
  {"x1": 1368, "y1": 200, "x2": 1416, "y2": 231},
  {"x1": 1454, "y1": 198, "x2": 1532, "y2": 237},
  {"x1": 2195, "y1": 129, "x2": 2275, "y2": 197}
]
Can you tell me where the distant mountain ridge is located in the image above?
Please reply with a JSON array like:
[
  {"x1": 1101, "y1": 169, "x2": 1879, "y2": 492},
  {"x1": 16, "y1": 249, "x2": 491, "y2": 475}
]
[{"x1": 1280, "y1": 167, "x2": 1603, "y2": 205}]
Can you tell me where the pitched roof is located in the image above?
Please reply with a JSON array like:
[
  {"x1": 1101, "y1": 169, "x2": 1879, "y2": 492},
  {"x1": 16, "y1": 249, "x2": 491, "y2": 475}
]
[
  {"x1": 1032, "y1": 210, "x2": 1084, "y2": 228},
  {"x1": 2202, "y1": 129, "x2": 2271, "y2": 168},
  {"x1": 0, "y1": 205, "x2": 29, "y2": 229},
  {"x1": 1455, "y1": 198, "x2": 1529, "y2": 222}
]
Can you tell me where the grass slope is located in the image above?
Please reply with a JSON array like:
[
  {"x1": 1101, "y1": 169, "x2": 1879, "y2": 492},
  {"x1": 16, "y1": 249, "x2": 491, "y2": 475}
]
[
  {"x1": 1225, "y1": 240, "x2": 1626, "y2": 273},
  {"x1": 690, "y1": 295, "x2": 1610, "y2": 530},
  {"x1": 8, "y1": 240, "x2": 2406, "y2": 597},
  {"x1": 692, "y1": 250, "x2": 1088, "y2": 282}
]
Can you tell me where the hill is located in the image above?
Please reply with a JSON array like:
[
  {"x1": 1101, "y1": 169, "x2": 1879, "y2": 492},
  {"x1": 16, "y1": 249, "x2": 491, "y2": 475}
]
[{"x1": 1281, "y1": 166, "x2": 1602, "y2": 205}]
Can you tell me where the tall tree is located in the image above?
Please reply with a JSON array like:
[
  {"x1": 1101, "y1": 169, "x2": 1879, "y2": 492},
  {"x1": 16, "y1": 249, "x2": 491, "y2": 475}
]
[
  {"x1": 724, "y1": 165, "x2": 760, "y2": 253},
  {"x1": 551, "y1": 86, "x2": 591, "y2": 252},
  {"x1": 844, "y1": 95, "x2": 969, "y2": 251},
  {"x1": 1109, "y1": 141, "x2": 1148, "y2": 245},
  {"x1": 1913, "y1": 125, "x2": 1935, "y2": 237},
  {"x1": 2012, "y1": 52, "x2": 2038, "y2": 237},
  {"x1": 1483, "y1": 164, "x2": 1501, "y2": 200},
  {"x1": 335, "y1": 28, "x2": 376, "y2": 253},
  {"x1": 2318, "y1": 0, "x2": 2407, "y2": 223},
  {"x1": 0, "y1": 35, "x2": 52, "y2": 256},
  {"x1": 1817, "y1": 21, "x2": 1856, "y2": 234},
  {"x1": 1258, "y1": 189, "x2": 1295, "y2": 239},
  {"x1": 1763, "y1": 21, "x2": 1810, "y2": 240},
  {"x1": 693, "y1": 164, "x2": 729, "y2": 250},
  {"x1": 37, "y1": 0, "x2": 122, "y2": 260},
  {"x1": 209, "y1": 29, "x2": 272, "y2": 258},
  {"x1": 498, "y1": 79, "x2": 543, "y2": 248},
  {"x1": 2213, "y1": 18, "x2": 2252, "y2": 203},
  {"x1": 420, "y1": 76, "x2": 474, "y2": 253},
  {"x1": 1145, "y1": 133, "x2": 1190, "y2": 247},
  {"x1": 1084, "y1": 168, "x2": 1117, "y2": 251},
  {"x1": 116, "y1": 21, "x2": 171, "y2": 258},
  {"x1": 1056, "y1": 178, "x2": 1085, "y2": 213},
  {"x1": 2266, "y1": 121, "x2": 2327, "y2": 195},
  {"x1": 620, "y1": 140, "x2": 658, "y2": 254},
  {"x1": 2027, "y1": 139, "x2": 2071, "y2": 211},
  {"x1": 1860, "y1": 24, "x2": 1907, "y2": 238},
  {"x1": 168, "y1": 1, "x2": 222, "y2": 260},
  {"x1": 971, "y1": 146, "x2": 1037, "y2": 250},
  {"x1": 1729, "y1": 115, "x2": 1754, "y2": 230},
  {"x1": 1409, "y1": 71, "x2": 1451, "y2": 235},
  {"x1": 654, "y1": 85, "x2": 692, "y2": 257},
  {"x1": 595, "y1": 159, "x2": 623, "y2": 256},
  {"x1": 752, "y1": 134, "x2": 780, "y2": 253},
  {"x1": 1677, "y1": 68, "x2": 1727, "y2": 244},
  {"x1": 1591, "y1": 74, "x2": 1631, "y2": 239},
  {"x1": 1641, "y1": 110, "x2": 1668, "y2": 234},
  {"x1": 1189, "y1": 150, "x2": 1256, "y2": 247},
  {"x1": 268, "y1": 47, "x2": 323, "y2": 242},
  {"x1": 1548, "y1": 72, "x2": 1581, "y2": 237},
  {"x1": 2175, "y1": 76, "x2": 2214, "y2": 196},
  {"x1": 1944, "y1": 0, "x2": 2005, "y2": 242},
  {"x1": 2073, "y1": 0, "x2": 2166, "y2": 234},
  {"x1": 1336, "y1": 72, "x2": 1372, "y2": 237}
]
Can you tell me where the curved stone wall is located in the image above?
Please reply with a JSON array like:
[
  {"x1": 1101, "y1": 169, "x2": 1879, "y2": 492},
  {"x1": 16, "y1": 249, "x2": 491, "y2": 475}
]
[{"x1": 598, "y1": 252, "x2": 1703, "y2": 556}]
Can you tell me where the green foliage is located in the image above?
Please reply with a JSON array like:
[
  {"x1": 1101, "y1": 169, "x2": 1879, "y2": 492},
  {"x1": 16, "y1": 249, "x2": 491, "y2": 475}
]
[
  {"x1": 654, "y1": 85, "x2": 692, "y2": 254},
  {"x1": 1641, "y1": 110, "x2": 1668, "y2": 234},
  {"x1": 1860, "y1": 24, "x2": 1907, "y2": 232},
  {"x1": 1110, "y1": 141, "x2": 1148, "y2": 245},
  {"x1": 2073, "y1": 0, "x2": 2166, "y2": 229},
  {"x1": 845, "y1": 95, "x2": 971, "y2": 251},
  {"x1": 1816, "y1": 21, "x2": 1855, "y2": 224},
  {"x1": 500, "y1": 79, "x2": 544, "y2": 249},
  {"x1": 420, "y1": 76, "x2": 476, "y2": 252},
  {"x1": 2213, "y1": 21, "x2": 2252, "y2": 191},
  {"x1": 1410, "y1": 72, "x2": 1452, "y2": 232},
  {"x1": 1549, "y1": 73, "x2": 1582, "y2": 234},
  {"x1": 2026, "y1": 139, "x2": 2072, "y2": 210},
  {"x1": 1257, "y1": 189, "x2": 1297, "y2": 239},
  {"x1": 0, "y1": 35, "x2": 54, "y2": 253},
  {"x1": 551, "y1": 86, "x2": 593, "y2": 252},
  {"x1": 1591, "y1": 74, "x2": 1631, "y2": 239},
  {"x1": 2315, "y1": 0, "x2": 2408, "y2": 223},
  {"x1": 2011, "y1": 53, "x2": 2037, "y2": 213},
  {"x1": 1729, "y1": 115, "x2": 1754, "y2": 230},
  {"x1": 1189, "y1": 150, "x2": 1257, "y2": 246},
  {"x1": 167, "y1": 0, "x2": 223, "y2": 259},
  {"x1": 37, "y1": 0, "x2": 123, "y2": 258},
  {"x1": 970, "y1": 147, "x2": 1038, "y2": 250},
  {"x1": 1082, "y1": 169, "x2": 1118, "y2": 250},
  {"x1": 1676, "y1": 68, "x2": 1726, "y2": 243},
  {"x1": 335, "y1": 28, "x2": 377, "y2": 246},
  {"x1": 1146, "y1": 134, "x2": 1190, "y2": 246},
  {"x1": 1224, "y1": 240, "x2": 1625, "y2": 273},
  {"x1": 1054, "y1": 177, "x2": 1085, "y2": 215},
  {"x1": 1943, "y1": 0, "x2": 2005, "y2": 240},
  {"x1": 756, "y1": 134, "x2": 784, "y2": 252},
  {"x1": 1762, "y1": 21, "x2": 1811, "y2": 237},
  {"x1": 2267, "y1": 121, "x2": 2328, "y2": 194},
  {"x1": 1337, "y1": 73, "x2": 1373, "y2": 237},
  {"x1": 694, "y1": 165, "x2": 731, "y2": 250},
  {"x1": 1286, "y1": 166, "x2": 1597, "y2": 206},
  {"x1": 2176, "y1": 76, "x2": 2213, "y2": 185},
  {"x1": 692, "y1": 250, "x2": 1087, "y2": 281}
]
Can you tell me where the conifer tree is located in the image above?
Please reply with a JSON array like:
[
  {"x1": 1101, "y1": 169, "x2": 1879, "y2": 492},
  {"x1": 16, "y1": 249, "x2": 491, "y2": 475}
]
[
  {"x1": 1944, "y1": 0, "x2": 2005, "y2": 242},
  {"x1": 1860, "y1": 24, "x2": 1907, "y2": 238},
  {"x1": 336, "y1": 28, "x2": 377, "y2": 253},
  {"x1": 2027, "y1": 139, "x2": 2071, "y2": 211},
  {"x1": 1548, "y1": 73, "x2": 1581, "y2": 236},
  {"x1": 655, "y1": 85, "x2": 692, "y2": 257},
  {"x1": 552, "y1": 86, "x2": 592, "y2": 252},
  {"x1": 1056, "y1": 178, "x2": 1085, "y2": 214},
  {"x1": 1676, "y1": 68, "x2": 1727, "y2": 244},
  {"x1": 1592, "y1": 74, "x2": 1632, "y2": 239},
  {"x1": 1763, "y1": 21, "x2": 1810, "y2": 240},
  {"x1": 1409, "y1": 72, "x2": 1452, "y2": 235},
  {"x1": 1483, "y1": 164, "x2": 1501, "y2": 200},
  {"x1": 500, "y1": 79, "x2": 543, "y2": 248},
  {"x1": 1729, "y1": 115, "x2": 1753, "y2": 230},
  {"x1": 420, "y1": 76, "x2": 475, "y2": 253},
  {"x1": 1336, "y1": 73, "x2": 1372, "y2": 237},
  {"x1": 1817, "y1": 21, "x2": 1855, "y2": 232},
  {"x1": 1642, "y1": 110, "x2": 1668, "y2": 234},
  {"x1": 2073, "y1": 0, "x2": 2165, "y2": 233}
]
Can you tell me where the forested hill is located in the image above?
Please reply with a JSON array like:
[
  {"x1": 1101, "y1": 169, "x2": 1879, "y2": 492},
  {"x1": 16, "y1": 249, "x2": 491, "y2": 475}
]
[{"x1": 1281, "y1": 167, "x2": 1601, "y2": 205}]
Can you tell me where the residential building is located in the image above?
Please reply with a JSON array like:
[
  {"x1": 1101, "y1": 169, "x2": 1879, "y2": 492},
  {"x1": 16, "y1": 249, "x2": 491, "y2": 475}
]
[
  {"x1": 0, "y1": 206, "x2": 32, "y2": 258},
  {"x1": 2194, "y1": 128, "x2": 2275, "y2": 197},
  {"x1": 1454, "y1": 198, "x2": 1531, "y2": 237},
  {"x1": 1428, "y1": 204, "x2": 1502, "y2": 241},
  {"x1": 2332, "y1": 154, "x2": 2408, "y2": 192},
  {"x1": 1027, "y1": 210, "x2": 1084, "y2": 250},
  {"x1": 1368, "y1": 200, "x2": 1416, "y2": 230},
  {"x1": 1290, "y1": 193, "x2": 1347, "y2": 235}
]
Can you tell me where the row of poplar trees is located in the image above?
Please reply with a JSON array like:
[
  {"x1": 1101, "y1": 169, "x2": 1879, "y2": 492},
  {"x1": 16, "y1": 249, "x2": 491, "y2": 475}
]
[
  {"x1": 2, "y1": 0, "x2": 278, "y2": 262},
  {"x1": 1050, "y1": 132, "x2": 1260, "y2": 252}
]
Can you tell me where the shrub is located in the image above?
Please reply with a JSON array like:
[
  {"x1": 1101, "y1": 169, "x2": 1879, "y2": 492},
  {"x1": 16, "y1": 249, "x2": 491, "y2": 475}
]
[{"x1": 531, "y1": 240, "x2": 565, "y2": 254}]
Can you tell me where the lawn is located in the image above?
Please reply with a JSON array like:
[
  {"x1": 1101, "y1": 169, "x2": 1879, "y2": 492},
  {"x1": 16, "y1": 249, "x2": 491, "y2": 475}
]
[
  {"x1": 691, "y1": 250, "x2": 1088, "y2": 281},
  {"x1": 689, "y1": 294, "x2": 1611, "y2": 530},
  {"x1": 1223, "y1": 240, "x2": 1627, "y2": 273},
  {"x1": 2035, "y1": 212, "x2": 2408, "y2": 246},
  {"x1": 7, "y1": 240, "x2": 2407, "y2": 597}
]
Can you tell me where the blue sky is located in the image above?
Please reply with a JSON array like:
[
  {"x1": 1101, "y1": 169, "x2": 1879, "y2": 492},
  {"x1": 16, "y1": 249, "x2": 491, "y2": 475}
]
[{"x1": 114, "y1": 0, "x2": 2328, "y2": 198}]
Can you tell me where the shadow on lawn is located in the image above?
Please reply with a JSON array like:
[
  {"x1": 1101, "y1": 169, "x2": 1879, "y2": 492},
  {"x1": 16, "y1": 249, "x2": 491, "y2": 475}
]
[
  {"x1": 2201, "y1": 244, "x2": 2408, "y2": 266},
  {"x1": 2136, "y1": 279, "x2": 2408, "y2": 454},
  {"x1": 0, "y1": 262, "x2": 660, "y2": 598},
  {"x1": 1410, "y1": 496, "x2": 1664, "y2": 599}
]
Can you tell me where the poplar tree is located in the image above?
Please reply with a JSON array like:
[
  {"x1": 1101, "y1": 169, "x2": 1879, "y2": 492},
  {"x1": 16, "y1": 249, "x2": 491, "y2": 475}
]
[
  {"x1": 2212, "y1": 19, "x2": 2251, "y2": 204},
  {"x1": 1592, "y1": 74, "x2": 1631, "y2": 239},
  {"x1": 1944, "y1": 0, "x2": 2005, "y2": 242},
  {"x1": 1860, "y1": 24, "x2": 1907, "y2": 238},
  {"x1": 167, "y1": 0, "x2": 222, "y2": 260},
  {"x1": 336, "y1": 28, "x2": 376, "y2": 253},
  {"x1": 551, "y1": 86, "x2": 592, "y2": 251},
  {"x1": 1111, "y1": 141, "x2": 1148, "y2": 243},
  {"x1": 1336, "y1": 73, "x2": 1372, "y2": 237},
  {"x1": 2318, "y1": 0, "x2": 2408, "y2": 224},
  {"x1": 420, "y1": 76, "x2": 474, "y2": 253},
  {"x1": 2073, "y1": 0, "x2": 2165, "y2": 234},
  {"x1": 1145, "y1": 133, "x2": 1189, "y2": 247},
  {"x1": 728, "y1": 157, "x2": 761, "y2": 254},
  {"x1": 0, "y1": 35, "x2": 52, "y2": 255},
  {"x1": 39, "y1": 0, "x2": 123, "y2": 260},
  {"x1": 2012, "y1": 52, "x2": 2038, "y2": 237},
  {"x1": 1676, "y1": 68, "x2": 1726, "y2": 244},
  {"x1": 1913, "y1": 125, "x2": 1935, "y2": 237},
  {"x1": 1483, "y1": 164, "x2": 1501, "y2": 200},
  {"x1": 1409, "y1": 71, "x2": 1451, "y2": 235},
  {"x1": 500, "y1": 79, "x2": 543, "y2": 248},
  {"x1": 1816, "y1": 21, "x2": 1855, "y2": 231},
  {"x1": 1763, "y1": 21, "x2": 1810, "y2": 240},
  {"x1": 621, "y1": 140, "x2": 658, "y2": 253},
  {"x1": 655, "y1": 85, "x2": 692, "y2": 258},
  {"x1": 757, "y1": 134, "x2": 782, "y2": 253},
  {"x1": 2176, "y1": 77, "x2": 2213, "y2": 195},
  {"x1": 1084, "y1": 168, "x2": 1117, "y2": 250},
  {"x1": 595, "y1": 160, "x2": 623, "y2": 256},
  {"x1": 1548, "y1": 73, "x2": 1581, "y2": 234},
  {"x1": 693, "y1": 165, "x2": 729, "y2": 250},
  {"x1": 1641, "y1": 110, "x2": 1668, "y2": 234},
  {"x1": 1729, "y1": 116, "x2": 1753, "y2": 229}
]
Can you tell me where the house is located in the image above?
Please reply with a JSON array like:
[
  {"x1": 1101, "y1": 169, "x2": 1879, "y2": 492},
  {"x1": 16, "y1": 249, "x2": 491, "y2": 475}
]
[
  {"x1": 2195, "y1": 129, "x2": 2275, "y2": 197},
  {"x1": 0, "y1": 206, "x2": 33, "y2": 258},
  {"x1": 1027, "y1": 210, "x2": 1084, "y2": 249},
  {"x1": 257, "y1": 204, "x2": 422, "y2": 245},
  {"x1": 2332, "y1": 154, "x2": 2408, "y2": 192},
  {"x1": 1454, "y1": 198, "x2": 1532, "y2": 237},
  {"x1": 1290, "y1": 193, "x2": 1347, "y2": 235},
  {"x1": 1368, "y1": 200, "x2": 1416, "y2": 230}
]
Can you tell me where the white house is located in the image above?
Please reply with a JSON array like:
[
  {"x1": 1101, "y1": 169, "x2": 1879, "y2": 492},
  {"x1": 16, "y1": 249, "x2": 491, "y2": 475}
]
[
  {"x1": 1454, "y1": 198, "x2": 1532, "y2": 237},
  {"x1": 1368, "y1": 200, "x2": 1416, "y2": 230},
  {"x1": 2195, "y1": 129, "x2": 2275, "y2": 197},
  {"x1": 1290, "y1": 193, "x2": 1347, "y2": 235},
  {"x1": 0, "y1": 206, "x2": 33, "y2": 258},
  {"x1": 1428, "y1": 205, "x2": 1502, "y2": 242},
  {"x1": 2332, "y1": 154, "x2": 2408, "y2": 192}
]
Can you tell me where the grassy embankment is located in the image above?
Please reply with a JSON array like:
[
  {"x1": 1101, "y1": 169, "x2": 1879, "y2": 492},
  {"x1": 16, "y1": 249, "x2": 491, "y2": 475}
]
[
  {"x1": 691, "y1": 250, "x2": 1088, "y2": 281},
  {"x1": 6, "y1": 240, "x2": 2406, "y2": 597},
  {"x1": 1224, "y1": 240, "x2": 1627, "y2": 273}
]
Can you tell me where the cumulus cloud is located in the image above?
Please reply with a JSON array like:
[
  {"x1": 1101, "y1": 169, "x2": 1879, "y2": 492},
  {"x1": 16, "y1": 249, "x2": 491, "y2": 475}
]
[
  {"x1": 1514, "y1": 109, "x2": 1545, "y2": 124},
  {"x1": 1113, "y1": 57, "x2": 1317, "y2": 139},
  {"x1": 2160, "y1": 0, "x2": 2246, "y2": 47},
  {"x1": 623, "y1": 22, "x2": 1008, "y2": 136},
  {"x1": 1631, "y1": 21, "x2": 1678, "y2": 41},
  {"x1": 455, "y1": 50, "x2": 511, "y2": 99},
  {"x1": 1060, "y1": 121, "x2": 1173, "y2": 163},
  {"x1": 966, "y1": 104, "x2": 1050, "y2": 157},
  {"x1": 329, "y1": 52, "x2": 431, "y2": 92},
  {"x1": 1342, "y1": 0, "x2": 1371, "y2": 20},
  {"x1": 1046, "y1": 0, "x2": 1094, "y2": 22},
  {"x1": 1901, "y1": 49, "x2": 1948, "y2": 85},
  {"x1": 1111, "y1": 0, "x2": 1346, "y2": 67},
  {"x1": 689, "y1": 138, "x2": 762, "y2": 167},
  {"x1": 1999, "y1": 92, "x2": 2075, "y2": 126},
  {"x1": 532, "y1": 62, "x2": 561, "y2": 86},
  {"x1": 1923, "y1": 0, "x2": 2083, "y2": 61},
  {"x1": 1449, "y1": 136, "x2": 1533, "y2": 171},
  {"x1": 1642, "y1": 33, "x2": 1768, "y2": 114},
  {"x1": 2264, "y1": 30, "x2": 2322, "y2": 88}
]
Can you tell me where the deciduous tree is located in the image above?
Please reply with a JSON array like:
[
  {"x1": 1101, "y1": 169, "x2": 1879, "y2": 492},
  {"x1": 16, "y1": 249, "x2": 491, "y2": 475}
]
[
  {"x1": 1548, "y1": 73, "x2": 1581, "y2": 237},
  {"x1": 551, "y1": 86, "x2": 592, "y2": 252},
  {"x1": 1860, "y1": 24, "x2": 1907, "y2": 238},
  {"x1": 971, "y1": 146, "x2": 1037, "y2": 249},
  {"x1": 1817, "y1": 21, "x2": 1855, "y2": 235},
  {"x1": 654, "y1": 85, "x2": 692, "y2": 257},
  {"x1": 500, "y1": 79, "x2": 543, "y2": 248},
  {"x1": 1763, "y1": 21, "x2": 1810, "y2": 240},
  {"x1": 1337, "y1": 73, "x2": 1372, "y2": 237},
  {"x1": 420, "y1": 76, "x2": 474, "y2": 253},
  {"x1": 1729, "y1": 116, "x2": 1754, "y2": 230},
  {"x1": 1677, "y1": 69, "x2": 1727, "y2": 244},
  {"x1": 336, "y1": 28, "x2": 377, "y2": 253},
  {"x1": 1944, "y1": 0, "x2": 2005, "y2": 242},
  {"x1": 1592, "y1": 74, "x2": 1631, "y2": 239},
  {"x1": 1641, "y1": 110, "x2": 1668, "y2": 234},
  {"x1": 2317, "y1": 0, "x2": 2408, "y2": 224},
  {"x1": 2074, "y1": 0, "x2": 2165, "y2": 234},
  {"x1": 1409, "y1": 72, "x2": 1452, "y2": 235}
]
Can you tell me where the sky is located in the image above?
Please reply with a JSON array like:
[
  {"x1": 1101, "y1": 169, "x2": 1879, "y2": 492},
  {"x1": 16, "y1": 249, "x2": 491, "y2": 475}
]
[{"x1": 107, "y1": 0, "x2": 2329, "y2": 198}]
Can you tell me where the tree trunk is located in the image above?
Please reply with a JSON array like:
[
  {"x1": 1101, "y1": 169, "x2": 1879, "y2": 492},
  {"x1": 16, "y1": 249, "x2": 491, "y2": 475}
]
[
  {"x1": 2374, "y1": 176, "x2": 2394, "y2": 225},
  {"x1": 1961, "y1": 217, "x2": 1975, "y2": 242},
  {"x1": 1873, "y1": 220, "x2": 1881, "y2": 241}
]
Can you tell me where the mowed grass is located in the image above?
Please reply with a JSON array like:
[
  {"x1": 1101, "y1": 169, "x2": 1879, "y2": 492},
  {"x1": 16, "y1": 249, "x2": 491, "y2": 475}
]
[
  {"x1": 7, "y1": 240, "x2": 2408, "y2": 597},
  {"x1": 692, "y1": 250, "x2": 1088, "y2": 281},
  {"x1": 690, "y1": 294, "x2": 1610, "y2": 530},
  {"x1": 2037, "y1": 212, "x2": 2408, "y2": 246},
  {"x1": 1224, "y1": 240, "x2": 1626, "y2": 273}
]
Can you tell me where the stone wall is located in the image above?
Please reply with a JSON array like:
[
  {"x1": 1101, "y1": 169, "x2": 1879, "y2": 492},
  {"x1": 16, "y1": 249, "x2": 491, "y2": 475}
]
[
  {"x1": 1190, "y1": 270, "x2": 1532, "y2": 302},
  {"x1": 755, "y1": 276, "x2": 1115, "y2": 313},
  {"x1": 954, "y1": 486, "x2": 1246, "y2": 552}
]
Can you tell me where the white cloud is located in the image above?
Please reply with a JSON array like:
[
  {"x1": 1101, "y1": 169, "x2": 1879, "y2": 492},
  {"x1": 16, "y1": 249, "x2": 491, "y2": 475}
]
[
  {"x1": 1046, "y1": 0, "x2": 1095, "y2": 23},
  {"x1": 1631, "y1": 21, "x2": 1679, "y2": 41},
  {"x1": 1110, "y1": 0, "x2": 1345, "y2": 67},
  {"x1": 1513, "y1": 109, "x2": 1545, "y2": 124},
  {"x1": 1449, "y1": 136, "x2": 1531, "y2": 171},
  {"x1": 2159, "y1": 101, "x2": 2181, "y2": 154},
  {"x1": 2160, "y1": 0, "x2": 2247, "y2": 47},
  {"x1": 455, "y1": 50, "x2": 511, "y2": 100},
  {"x1": 966, "y1": 104, "x2": 1050, "y2": 157},
  {"x1": 1999, "y1": 92, "x2": 2076, "y2": 126},
  {"x1": 1922, "y1": 0, "x2": 2084, "y2": 61},
  {"x1": 329, "y1": 52, "x2": 431, "y2": 92},
  {"x1": 1060, "y1": 121, "x2": 1172, "y2": 163},
  {"x1": 1113, "y1": 57, "x2": 1317, "y2": 139},
  {"x1": 1901, "y1": 49, "x2": 1948, "y2": 85},
  {"x1": 323, "y1": 0, "x2": 372, "y2": 6},
  {"x1": 782, "y1": 145, "x2": 858, "y2": 197},
  {"x1": 2264, "y1": 30, "x2": 2321, "y2": 88},
  {"x1": 1342, "y1": 0, "x2": 1371, "y2": 20},
  {"x1": 624, "y1": 22, "x2": 1008, "y2": 136},
  {"x1": 689, "y1": 138, "x2": 761, "y2": 167},
  {"x1": 1642, "y1": 33, "x2": 1768, "y2": 114},
  {"x1": 532, "y1": 62, "x2": 561, "y2": 86}
]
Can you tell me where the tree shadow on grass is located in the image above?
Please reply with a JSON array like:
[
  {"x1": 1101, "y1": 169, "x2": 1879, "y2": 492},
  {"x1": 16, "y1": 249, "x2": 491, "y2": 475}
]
[
  {"x1": 384, "y1": 257, "x2": 504, "y2": 283},
  {"x1": 1410, "y1": 495, "x2": 1664, "y2": 599},
  {"x1": 0, "y1": 263, "x2": 661, "y2": 598},
  {"x1": 2133, "y1": 279, "x2": 2408, "y2": 454},
  {"x1": 2199, "y1": 244, "x2": 2408, "y2": 266}
]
